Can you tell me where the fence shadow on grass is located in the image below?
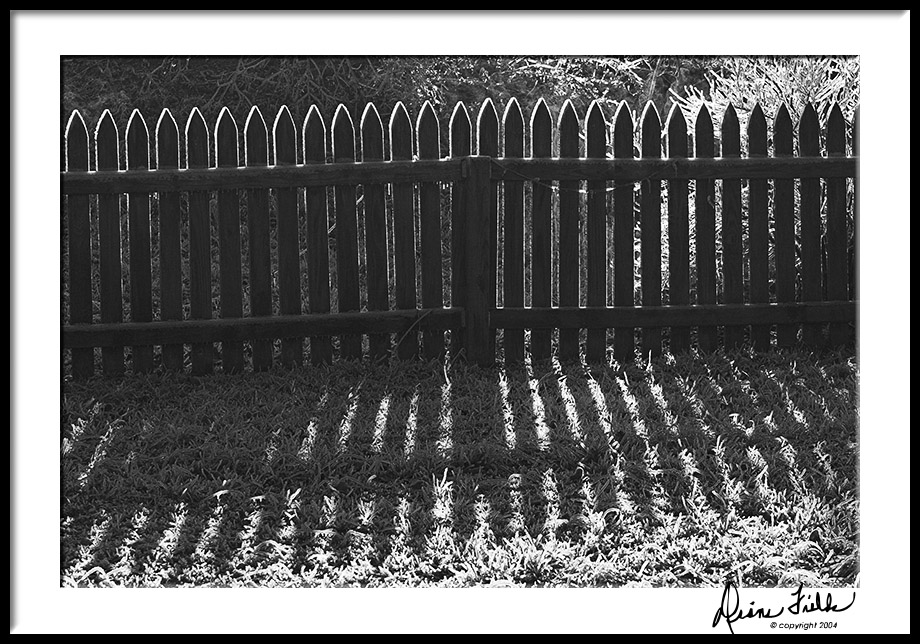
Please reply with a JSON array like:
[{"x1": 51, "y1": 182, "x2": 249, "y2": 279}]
[{"x1": 61, "y1": 347, "x2": 858, "y2": 587}]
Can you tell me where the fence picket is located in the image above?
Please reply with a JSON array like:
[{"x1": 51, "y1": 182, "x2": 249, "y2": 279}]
[
  {"x1": 244, "y1": 106, "x2": 273, "y2": 371},
  {"x1": 747, "y1": 104, "x2": 771, "y2": 351},
  {"x1": 798, "y1": 103, "x2": 824, "y2": 348},
  {"x1": 640, "y1": 102, "x2": 662, "y2": 358},
  {"x1": 66, "y1": 111, "x2": 94, "y2": 379},
  {"x1": 476, "y1": 99, "x2": 499, "y2": 358},
  {"x1": 155, "y1": 109, "x2": 184, "y2": 371},
  {"x1": 585, "y1": 101, "x2": 608, "y2": 364},
  {"x1": 773, "y1": 104, "x2": 797, "y2": 348},
  {"x1": 449, "y1": 102, "x2": 472, "y2": 357},
  {"x1": 185, "y1": 108, "x2": 213, "y2": 374},
  {"x1": 390, "y1": 102, "x2": 418, "y2": 360},
  {"x1": 826, "y1": 103, "x2": 850, "y2": 347},
  {"x1": 96, "y1": 110, "x2": 125, "y2": 376},
  {"x1": 273, "y1": 105, "x2": 303, "y2": 367},
  {"x1": 666, "y1": 105, "x2": 690, "y2": 354},
  {"x1": 694, "y1": 105, "x2": 717, "y2": 353},
  {"x1": 851, "y1": 107, "x2": 858, "y2": 303},
  {"x1": 721, "y1": 104, "x2": 745, "y2": 349},
  {"x1": 613, "y1": 102, "x2": 635, "y2": 362},
  {"x1": 332, "y1": 105, "x2": 363, "y2": 361},
  {"x1": 126, "y1": 111, "x2": 154, "y2": 373},
  {"x1": 530, "y1": 98, "x2": 553, "y2": 363},
  {"x1": 303, "y1": 106, "x2": 333, "y2": 365},
  {"x1": 216, "y1": 108, "x2": 245, "y2": 372},
  {"x1": 361, "y1": 103, "x2": 391, "y2": 361},
  {"x1": 557, "y1": 101, "x2": 581, "y2": 363},
  {"x1": 502, "y1": 98, "x2": 525, "y2": 364},
  {"x1": 417, "y1": 101, "x2": 444, "y2": 361}
]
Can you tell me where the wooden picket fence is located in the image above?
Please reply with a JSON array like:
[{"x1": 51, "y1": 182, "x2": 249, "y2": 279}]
[{"x1": 61, "y1": 98, "x2": 857, "y2": 378}]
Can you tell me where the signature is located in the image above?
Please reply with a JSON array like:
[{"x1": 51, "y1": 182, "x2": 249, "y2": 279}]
[{"x1": 712, "y1": 579, "x2": 856, "y2": 634}]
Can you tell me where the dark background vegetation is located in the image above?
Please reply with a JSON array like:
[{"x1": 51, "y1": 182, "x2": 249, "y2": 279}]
[{"x1": 62, "y1": 55, "x2": 859, "y2": 161}]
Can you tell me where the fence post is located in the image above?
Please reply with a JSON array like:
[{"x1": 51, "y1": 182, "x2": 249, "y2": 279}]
[{"x1": 461, "y1": 156, "x2": 494, "y2": 367}]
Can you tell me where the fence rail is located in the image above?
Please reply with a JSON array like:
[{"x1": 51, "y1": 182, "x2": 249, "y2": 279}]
[{"x1": 61, "y1": 98, "x2": 858, "y2": 378}]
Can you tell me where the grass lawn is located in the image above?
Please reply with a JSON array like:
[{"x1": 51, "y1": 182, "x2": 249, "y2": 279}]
[{"x1": 61, "y1": 343, "x2": 858, "y2": 588}]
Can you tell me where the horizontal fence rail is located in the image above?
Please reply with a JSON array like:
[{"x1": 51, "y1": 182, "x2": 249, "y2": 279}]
[{"x1": 62, "y1": 98, "x2": 858, "y2": 377}]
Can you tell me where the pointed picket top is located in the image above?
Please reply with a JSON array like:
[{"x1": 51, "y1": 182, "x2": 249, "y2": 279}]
[
  {"x1": 126, "y1": 109, "x2": 150, "y2": 169},
  {"x1": 503, "y1": 97, "x2": 524, "y2": 157},
  {"x1": 216, "y1": 106, "x2": 239, "y2": 167},
  {"x1": 747, "y1": 103, "x2": 767, "y2": 156},
  {"x1": 449, "y1": 101, "x2": 471, "y2": 157},
  {"x1": 272, "y1": 105, "x2": 297, "y2": 165},
  {"x1": 558, "y1": 100, "x2": 580, "y2": 157},
  {"x1": 827, "y1": 102, "x2": 846, "y2": 155},
  {"x1": 502, "y1": 97, "x2": 524, "y2": 128},
  {"x1": 332, "y1": 103, "x2": 356, "y2": 161},
  {"x1": 665, "y1": 104, "x2": 687, "y2": 157},
  {"x1": 721, "y1": 103, "x2": 741, "y2": 157},
  {"x1": 156, "y1": 109, "x2": 179, "y2": 168},
  {"x1": 389, "y1": 101, "x2": 413, "y2": 160},
  {"x1": 95, "y1": 109, "x2": 120, "y2": 171},
  {"x1": 640, "y1": 102, "x2": 661, "y2": 157},
  {"x1": 417, "y1": 100, "x2": 440, "y2": 159},
  {"x1": 360, "y1": 102, "x2": 384, "y2": 162},
  {"x1": 774, "y1": 103, "x2": 793, "y2": 156},
  {"x1": 530, "y1": 98, "x2": 552, "y2": 157},
  {"x1": 585, "y1": 100, "x2": 607, "y2": 157},
  {"x1": 695, "y1": 104, "x2": 713, "y2": 157},
  {"x1": 695, "y1": 103, "x2": 711, "y2": 127},
  {"x1": 302, "y1": 104, "x2": 327, "y2": 164},
  {"x1": 185, "y1": 107, "x2": 210, "y2": 168},
  {"x1": 360, "y1": 102, "x2": 383, "y2": 139},
  {"x1": 798, "y1": 103, "x2": 820, "y2": 155},
  {"x1": 65, "y1": 110, "x2": 89, "y2": 171},
  {"x1": 612, "y1": 100, "x2": 633, "y2": 155},
  {"x1": 245, "y1": 105, "x2": 269, "y2": 166},
  {"x1": 476, "y1": 98, "x2": 499, "y2": 155}
]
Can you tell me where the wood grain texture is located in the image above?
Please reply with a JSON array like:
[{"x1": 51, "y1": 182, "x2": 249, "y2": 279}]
[
  {"x1": 62, "y1": 156, "x2": 854, "y2": 195},
  {"x1": 773, "y1": 104, "x2": 797, "y2": 348},
  {"x1": 666, "y1": 105, "x2": 690, "y2": 353},
  {"x1": 502, "y1": 98, "x2": 525, "y2": 364},
  {"x1": 303, "y1": 106, "x2": 333, "y2": 365},
  {"x1": 476, "y1": 99, "x2": 499, "y2": 359},
  {"x1": 96, "y1": 110, "x2": 125, "y2": 375},
  {"x1": 585, "y1": 101, "x2": 608, "y2": 364},
  {"x1": 449, "y1": 102, "x2": 471, "y2": 357},
  {"x1": 390, "y1": 102, "x2": 418, "y2": 360},
  {"x1": 332, "y1": 105, "x2": 363, "y2": 360},
  {"x1": 639, "y1": 103, "x2": 662, "y2": 358},
  {"x1": 747, "y1": 104, "x2": 771, "y2": 351},
  {"x1": 825, "y1": 103, "x2": 850, "y2": 346},
  {"x1": 185, "y1": 108, "x2": 213, "y2": 374},
  {"x1": 361, "y1": 103, "x2": 391, "y2": 361},
  {"x1": 273, "y1": 105, "x2": 303, "y2": 367},
  {"x1": 66, "y1": 111, "x2": 94, "y2": 378},
  {"x1": 216, "y1": 108, "x2": 244, "y2": 372},
  {"x1": 557, "y1": 101, "x2": 581, "y2": 362},
  {"x1": 612, "y1": 102, "x2": 635, "y2": 362},
  {"x1": 244, "y1": 106, "x2": 273, "y2": 371},
  {"x1": 721, "y1": 104, "x2": 745, "y2": 349},
  {"x1": 418, "y1": 101, "x2": 445, "y2": 360},
  {"x1": 126, "y1": 110, "x2": 154, "y2": 372},
  {"x1": 529, "y1": 98, "x2": 553, "y2": 363},
  {"x1": 798, "y1": 103, "x2": 824, "y2": 348},
  {"x1": 155, "y1": 109, "x2": 185, "y2": 370},
  {"x1": 694, "y1": 105, "x2": 717, "y2": 353},
  {"x1": 65, "y1": 308, "x2": 462, "y2": 348}
]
